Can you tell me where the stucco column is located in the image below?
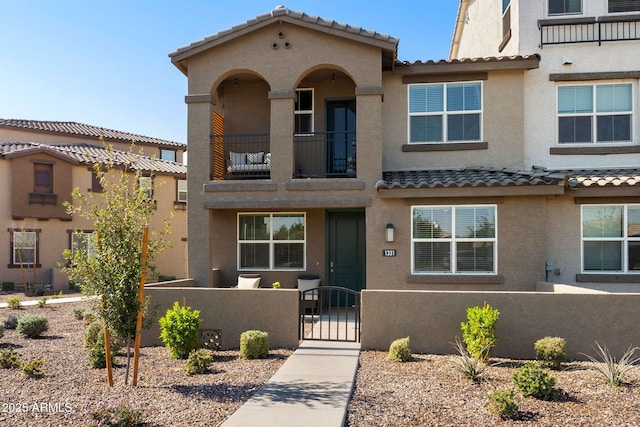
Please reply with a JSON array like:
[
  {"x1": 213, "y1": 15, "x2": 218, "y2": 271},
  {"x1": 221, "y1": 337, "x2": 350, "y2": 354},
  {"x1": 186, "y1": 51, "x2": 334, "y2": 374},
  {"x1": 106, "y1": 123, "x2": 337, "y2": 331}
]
[
  {"x1": 185, "y1": 95, "x2": 214, "y2": 286},
  {"x1": 268, "y1": 90, "x2": 295, "y2": 183},
  {"x1": 355, "y1": 86, "x2": 384, "y2": 184}
]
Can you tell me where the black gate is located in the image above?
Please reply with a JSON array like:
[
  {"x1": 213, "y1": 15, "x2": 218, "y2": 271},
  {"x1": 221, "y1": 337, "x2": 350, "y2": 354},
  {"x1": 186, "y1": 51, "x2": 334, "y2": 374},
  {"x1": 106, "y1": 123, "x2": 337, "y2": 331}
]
[{"x1": 299, "y1": 285, "x2": 360, "y2": 342}]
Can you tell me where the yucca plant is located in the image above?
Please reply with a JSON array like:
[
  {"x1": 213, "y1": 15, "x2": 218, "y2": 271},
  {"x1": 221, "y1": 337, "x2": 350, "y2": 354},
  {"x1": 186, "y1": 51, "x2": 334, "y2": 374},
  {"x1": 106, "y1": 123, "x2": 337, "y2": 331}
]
[
  {"x1": 581, "y1": 342, "x2": 640, "y2": 387},
  {"x1": 451, "y1": 336, "x2": 486, "y2": 382}
]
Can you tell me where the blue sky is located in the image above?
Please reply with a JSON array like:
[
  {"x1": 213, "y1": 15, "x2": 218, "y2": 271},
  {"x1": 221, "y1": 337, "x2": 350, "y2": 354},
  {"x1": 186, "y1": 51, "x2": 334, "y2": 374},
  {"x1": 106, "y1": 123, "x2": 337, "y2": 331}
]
[{"x1": 0, "y1": 1, "x2": 460, "y2": 145}]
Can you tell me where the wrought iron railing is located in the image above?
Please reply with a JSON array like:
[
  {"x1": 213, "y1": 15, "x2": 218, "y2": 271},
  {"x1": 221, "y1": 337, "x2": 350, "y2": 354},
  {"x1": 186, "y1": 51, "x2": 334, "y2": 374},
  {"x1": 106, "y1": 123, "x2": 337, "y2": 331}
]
[
  {"x1": 540, "y1": 16, "x2": 640, "y2": 46},
  {"x1": 29, "y1": 192, "x2": 57, "y2": 205},
  {"x1": 210, "y1": 133, "x2": 270, "y2": 180},
  {"x1": 293, "y1": 131, "x2": 357, "y2": 179}
]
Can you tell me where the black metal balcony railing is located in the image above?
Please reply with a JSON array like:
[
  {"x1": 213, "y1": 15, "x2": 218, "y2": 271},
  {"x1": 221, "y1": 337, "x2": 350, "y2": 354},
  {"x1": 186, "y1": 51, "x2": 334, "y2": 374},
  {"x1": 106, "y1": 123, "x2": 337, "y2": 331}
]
[
  {"x1": 29, "y1": 192, "x2": 57, "y2": 205},
  {"x1": 294, "y1": 131, "x2": 357, "y2": 179},
  {"x1": 540, "y1": 16, "x2": 640, "y2": 47},
  {"x1": 210, "y1": 133, "x2": 271, "y2": 180}
]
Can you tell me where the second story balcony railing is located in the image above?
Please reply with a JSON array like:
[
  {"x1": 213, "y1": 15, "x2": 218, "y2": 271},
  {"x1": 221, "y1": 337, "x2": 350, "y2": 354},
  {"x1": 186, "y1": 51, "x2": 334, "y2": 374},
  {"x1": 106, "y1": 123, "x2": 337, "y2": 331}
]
[
  {"x1": 211, "y1": 133, "x2": 270, "y2": 180},
  {"x1": 294, "y1": 131, "x2": 357, "y2": 179},
  {"x1": 540, "y1": 16, "x2": 640, "y2": 47}
]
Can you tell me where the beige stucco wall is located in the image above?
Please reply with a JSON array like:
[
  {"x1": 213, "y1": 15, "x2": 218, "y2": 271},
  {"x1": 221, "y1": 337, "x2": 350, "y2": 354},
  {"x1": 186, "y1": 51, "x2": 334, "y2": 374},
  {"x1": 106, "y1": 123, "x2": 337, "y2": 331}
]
[
  {"x1": 142, "y1": 287, "x2": 300, "y2": 350},
  {"x1": 361, "y1": 290, "x2": 640, "y2": 360}
]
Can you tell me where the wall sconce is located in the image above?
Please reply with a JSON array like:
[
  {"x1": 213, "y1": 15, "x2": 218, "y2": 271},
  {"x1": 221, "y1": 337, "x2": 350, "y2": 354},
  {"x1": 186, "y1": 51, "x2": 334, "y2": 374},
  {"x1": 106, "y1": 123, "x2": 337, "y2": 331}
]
[{"x1": 385, "y1": 223, "x2": 395, "y2": 243}]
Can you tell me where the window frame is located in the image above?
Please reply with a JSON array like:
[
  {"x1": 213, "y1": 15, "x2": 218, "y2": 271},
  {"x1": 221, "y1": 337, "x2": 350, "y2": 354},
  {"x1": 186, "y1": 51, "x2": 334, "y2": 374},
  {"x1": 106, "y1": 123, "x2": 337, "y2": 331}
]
[
  {"x1": 411, "y1": 205, "x2": 498, "y2": 275},
  {"x1": 160, "y1": 149, "x2": 176, "y2": 162},
  {"x1": 237, "y1": 212, "x2": 306, "y2": 271},
  {"x1": 8, "y1": 229, "x2": 40, "y2": 268},
  {"x1": 548, "y1": 0, "x2": 583, "y2": 15},
  {"x1": 33, "y1": 163, "x2": 53, "y2": 194},
  {"x1": 69, "y1": 230, "x2": 97, "y2": 260},
  {"x1": 408, "y1": 82, "x2": 483, "y2": 144},
  {"x1": 294, "y1": 88, "x2": 314, "y2": 135},
  {"x1": 608, "y1": 0, "x2": 640, "y2": 14},
  {"x1": 557, "y1": 82, "x2": 634, "y2": 145},
  {"x1": 581, "y1": 204, "x2": 640, "y2": 273},
  {"x1": 176, "y1": 179, "x2": 187, "y2": 203},
  {"x1": 139, "y1": 176, "x2": 154, "y2": 201}
]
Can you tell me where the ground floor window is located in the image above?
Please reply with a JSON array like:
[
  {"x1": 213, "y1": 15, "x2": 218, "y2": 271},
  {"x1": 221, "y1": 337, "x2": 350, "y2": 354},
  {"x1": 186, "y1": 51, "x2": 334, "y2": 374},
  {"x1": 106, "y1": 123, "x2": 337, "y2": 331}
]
[
  {"x1": 9, "y1": 229, "x2": 40, "y2": 267},
  {"x1": 412, "y1": 205, "x2": 497, "y2": 274},
  {"x1": 582, "y1": 204, "x2": 640, "y2": 272},
  {"x1": 70, "y1": 231, "x2": 97, "y2": 259},
  {"x1": 238, "y1": 213, "x2": 305, "y2": 270}
]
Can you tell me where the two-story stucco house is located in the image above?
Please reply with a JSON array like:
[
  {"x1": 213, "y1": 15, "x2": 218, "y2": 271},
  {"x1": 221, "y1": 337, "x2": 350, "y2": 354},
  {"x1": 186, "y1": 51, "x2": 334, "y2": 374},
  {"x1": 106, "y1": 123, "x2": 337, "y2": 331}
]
[
  {"x1": 172, "y1": 5, "x2": 638, "y2": 294},
  {"x1": 0, "y1": 119, "x2": 188, "y2": 290}
]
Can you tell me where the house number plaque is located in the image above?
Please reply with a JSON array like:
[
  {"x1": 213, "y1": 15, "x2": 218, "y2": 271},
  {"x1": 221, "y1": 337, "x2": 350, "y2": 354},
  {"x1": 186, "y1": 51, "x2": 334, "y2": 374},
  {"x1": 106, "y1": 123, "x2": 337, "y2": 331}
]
[{"x1": 382, "y1": 249, "x2": 397, "y2": 257}]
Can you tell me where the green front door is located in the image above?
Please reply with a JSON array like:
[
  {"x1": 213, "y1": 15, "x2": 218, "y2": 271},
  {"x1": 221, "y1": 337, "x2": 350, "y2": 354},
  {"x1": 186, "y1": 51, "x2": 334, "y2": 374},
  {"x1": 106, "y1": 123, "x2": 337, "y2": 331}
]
[{"x1": 327, "y1": 210, "x2": 366, "y2": 296}]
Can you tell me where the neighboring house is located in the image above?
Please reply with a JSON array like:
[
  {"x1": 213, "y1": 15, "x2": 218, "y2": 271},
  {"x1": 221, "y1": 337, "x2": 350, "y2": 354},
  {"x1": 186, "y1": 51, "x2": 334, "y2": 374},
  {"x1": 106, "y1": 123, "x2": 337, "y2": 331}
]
[
  {"x1": 0, "y1": 120, "x2": 188, "y2": 290},
  {"x1": 170, "y1": 5, "x2": 638, "y2": 294}
]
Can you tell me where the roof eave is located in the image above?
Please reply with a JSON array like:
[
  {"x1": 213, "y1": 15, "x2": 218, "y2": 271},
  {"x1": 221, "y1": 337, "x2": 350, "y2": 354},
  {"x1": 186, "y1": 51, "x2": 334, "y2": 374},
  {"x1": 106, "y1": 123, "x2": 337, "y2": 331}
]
[{"x1": 393, "y1": 55, "x2": 541, "y2": 76}]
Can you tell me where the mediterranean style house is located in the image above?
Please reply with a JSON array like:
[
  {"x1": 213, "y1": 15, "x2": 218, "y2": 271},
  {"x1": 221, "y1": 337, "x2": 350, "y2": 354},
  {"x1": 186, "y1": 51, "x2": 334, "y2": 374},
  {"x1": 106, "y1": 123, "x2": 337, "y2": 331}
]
[
  {"x1": 171, "y1": 5, "x2": 639, "y2": 294},
  {"x1": 0, "y1": 119, "x2": 188, "y2": 290}
]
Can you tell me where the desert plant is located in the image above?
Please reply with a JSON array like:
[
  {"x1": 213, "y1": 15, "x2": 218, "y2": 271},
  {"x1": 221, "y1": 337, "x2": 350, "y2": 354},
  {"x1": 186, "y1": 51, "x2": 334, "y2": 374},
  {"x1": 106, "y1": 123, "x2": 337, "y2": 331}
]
[
  {"x1": 86, "y1": 400, "x2": 143, "y2": 427},
  {"x1": 6, "y1": 296, "x2": 21, "y2": 310},
  {"x1": 16, "y1": 314, "x2": 49, "y2": 338},
  {"x1": 89, "y1": 340, "x2": 116, "y2": 369},
  {"x1": 388, "y1": 337, "x2": 412, "y2": 362},
  {"x1": 581, "y1": 342, "x2": 640, "y2": 387},
  {"x1": 1, "y1": 281, "x2": 14, "y2": 292},
  {"x1": 73, "y1": 307, "x2": 86, "y2": 320},
  {"x1": 3, "y1": 315, "x2": 18, "y2": 330},
  {"x1": 512, "y1": 362, "x2": 560, "y2": 401},
  {"x1": 37, "y1": 296, "x2": 48, "y2": 308},
  {"x1": 159, "y1": 302, "x2": 202, "y2": 359},
  {"x1": 535, "y1": 336, "x2": 566, "y2": 369},
  {"x1": 83, "y1": 311, "x2": 96, "y2": 325},
  {"x1": 451, "y1": 336, "x2": 486, "y2": 382},
  {"x1": 84, "y1": 320, "x2": 104, "y2": 348},
  {"x1": 51, "y1": 291, "x2": 63, "y2": 299},
  {"x1": 0, "y1": 349, "x2": 21, "y2": 369},
  {"x1": 21, "y1": 358, "x2": 45, "y2": 378},
  {"x1": 461, "y1": 303, "x2": 499, "y2": 361},
  {"x1": 487, "y1": 388, "x2": 519, "y2": 420},
  {"x1": 240, "y1": 330, "x2": 269, "y2": 359},
  {"x1": 185, "y1": 349, "x2": 214, "y2": 375}
]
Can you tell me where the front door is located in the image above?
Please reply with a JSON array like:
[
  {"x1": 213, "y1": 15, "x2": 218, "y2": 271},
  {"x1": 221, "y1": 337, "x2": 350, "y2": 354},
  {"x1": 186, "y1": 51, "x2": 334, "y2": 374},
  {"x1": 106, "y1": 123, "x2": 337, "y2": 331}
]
[
  {"x1": 327, "y1": 210, "x2": 366, "y2": 297},
  {"x1": 326, "y1": 99, "x2": 356, "y2": 176}
]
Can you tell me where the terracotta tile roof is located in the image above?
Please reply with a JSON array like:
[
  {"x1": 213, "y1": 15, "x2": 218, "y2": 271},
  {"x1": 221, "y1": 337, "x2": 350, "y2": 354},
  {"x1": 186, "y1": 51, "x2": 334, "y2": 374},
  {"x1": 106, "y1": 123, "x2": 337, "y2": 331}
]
[
  {"x1": 0, "y1": 119, "x2": 184, "y2": 148},
  {"x1": 396, "y1": 54, "x2": 541, "y2": 67},
  {"x1": 0, "y1": 142, "x2": 186, "y2": 175},
  {"x1": 563, "y1": 168, "x2": 640, "y2": 188},
  {"x1": 377, "y1": 168, "x2": 565, "y2": 190}
]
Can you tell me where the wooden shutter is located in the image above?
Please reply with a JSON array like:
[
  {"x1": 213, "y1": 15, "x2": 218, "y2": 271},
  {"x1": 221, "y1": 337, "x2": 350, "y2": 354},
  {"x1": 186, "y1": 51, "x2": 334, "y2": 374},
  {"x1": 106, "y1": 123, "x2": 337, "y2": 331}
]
[{"x1": 212, "y1": 111, "x2": 225, "y2": 180}]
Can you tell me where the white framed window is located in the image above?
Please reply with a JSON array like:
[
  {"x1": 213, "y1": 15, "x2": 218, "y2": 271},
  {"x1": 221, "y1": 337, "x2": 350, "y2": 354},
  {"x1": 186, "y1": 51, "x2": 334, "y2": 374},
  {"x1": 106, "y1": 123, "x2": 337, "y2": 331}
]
[
  {"x1": 71, "y1": 231, "x2": 97, "y2": 259},
  {"x1": 10, "y1": 230, "x2": 38, "y2": 266},
  {"x1": 557, "y1": 83, "x2": 633, "y2": 144},
  {"x1": 160, "y1": 149, "x2": 176, "y2": 162},
  {"x1": 412, "y1": 205, "x2": 497, "y2": 274},
  {"x1": 139, "y1": 176, "x2": 153, "y2": 200},
  {"x1": 549, "y1": 0, "x2": 582, "y2": 15},
  {"x1": 609, "y1": 0, "x2": 640, "y2": 13},
  {"x1": 295, "y1": 89, "x2": 313, "y2": 134},
  {"x1": 177, "y1": 179, "x2": 187, "y2": 203},
  {"x1": 582, "y1": 204, "x2": 640, "y2": 273},
  {"x1": 408, "y1": 82, "x2": 482, "y2": 143},
  {"x1": 238, "y1": 213, "x2": 305, "y2": 270},
  {"x1": 502, "y1": 0, "x2": 512, "y2": 39}
]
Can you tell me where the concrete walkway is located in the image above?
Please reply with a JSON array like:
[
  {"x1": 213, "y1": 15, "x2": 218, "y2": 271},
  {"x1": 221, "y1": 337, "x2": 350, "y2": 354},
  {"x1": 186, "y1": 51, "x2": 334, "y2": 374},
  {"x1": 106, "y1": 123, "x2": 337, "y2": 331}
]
[
  {"x1": 0, "y1": 295, "x2": 86, "y2": 308},
  {"x1": 222, "y1": 339, "x2": 361, "y2": 427}
]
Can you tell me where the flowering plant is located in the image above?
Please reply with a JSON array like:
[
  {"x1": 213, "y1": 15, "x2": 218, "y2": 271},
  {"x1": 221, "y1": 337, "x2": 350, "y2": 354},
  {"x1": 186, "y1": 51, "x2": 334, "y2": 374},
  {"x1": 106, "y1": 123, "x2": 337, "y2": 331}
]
[
  {"x1": 271, "y1": 281, "x2": 281, "y2": 289},
  {"x1": 86, "y1": 400, "x2": 143, "y2": 426}
]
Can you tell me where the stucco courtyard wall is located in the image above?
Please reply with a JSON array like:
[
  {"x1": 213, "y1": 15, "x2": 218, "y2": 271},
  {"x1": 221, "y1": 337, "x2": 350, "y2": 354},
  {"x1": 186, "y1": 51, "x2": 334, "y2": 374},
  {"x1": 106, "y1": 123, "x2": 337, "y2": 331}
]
[
  {"x1": 361, "y1": 290, "x2": 640, "y2": 360},
  {"x1": 142, "y1": 287, "x2": 300, "y2": 350}
]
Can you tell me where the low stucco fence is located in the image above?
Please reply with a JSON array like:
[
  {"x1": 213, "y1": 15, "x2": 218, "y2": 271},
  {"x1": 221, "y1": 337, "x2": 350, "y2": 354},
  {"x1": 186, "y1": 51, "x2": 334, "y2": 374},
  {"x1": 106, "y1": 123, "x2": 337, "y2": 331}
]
[
  {"x1": 141, "y1": 287, "x2": 299, "y2": 350},
  {"x1": 361, "y1": 290, "x2": 640, "y2": 360}
]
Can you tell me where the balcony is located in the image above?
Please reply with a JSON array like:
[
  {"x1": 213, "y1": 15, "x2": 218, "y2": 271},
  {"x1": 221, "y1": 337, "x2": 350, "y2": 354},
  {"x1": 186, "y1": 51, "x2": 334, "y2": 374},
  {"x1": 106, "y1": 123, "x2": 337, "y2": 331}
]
[
  {"x1": 29, "y1": 192, "x2": 57, "y2": 205},
  {"x1": 539, "y1": 16, "x2": 640, "y2": 47},
  {"x1": 211, "y1": 134, "x2": 270, "y2": 180},
  {"x1": 294, "y1": 131, "x2": 357, "y2": 179}
]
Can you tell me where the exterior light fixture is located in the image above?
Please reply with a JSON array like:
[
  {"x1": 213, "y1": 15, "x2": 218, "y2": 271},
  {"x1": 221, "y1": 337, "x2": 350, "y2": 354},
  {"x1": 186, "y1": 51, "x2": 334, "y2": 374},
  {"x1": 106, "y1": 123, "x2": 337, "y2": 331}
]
[{"x1": 385, "y1": 223, "x2": 395, "y2": 243}]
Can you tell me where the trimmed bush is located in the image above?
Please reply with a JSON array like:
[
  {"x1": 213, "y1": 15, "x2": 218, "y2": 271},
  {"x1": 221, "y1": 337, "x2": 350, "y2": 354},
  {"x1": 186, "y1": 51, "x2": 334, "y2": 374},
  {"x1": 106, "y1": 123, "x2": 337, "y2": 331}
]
[
  {"x1": 89, "y1": 340, "x2": 115, "y2": 369},
  {"x1": 16, "y1": 314, "x2": 49, "y2": 338},
  {"x1": 185, "y1": 349, "x2": 214, "y2": 375},
  {"x1": 83, "y1": 321, "x2": 103, "y2": 348},
  {"x1": 3, "y1": 315, "x2": 18, "y2": 330},
  {"x1": 487, "y1": 388, "x2": 518, "y2": 420},
  {"x1": 512, "y1": 362, "x2": 560, "y2": 401},
  {"x1": 159, "y1": 302, "x2": 202, "y2": 359},
  {"x1": 6, "y1": 296, "x2": 21, "y2": 310},
  {"x1": 21, "y1": 358, "x2": 45, "y2": 378},
  {"x1": 0, "y1": 349, "x2": 21, "y2": 369},
  {"x1": 461, "y1": 303, "x2": 499, "y2": 361},
  {"x1": 240, "y1": 330, "x2": 269, "y2": 359},
  {"x1": 388, "y1": 337, "x2": 412, "y2": 362},
  {"x1": 535, "y1": 336, "x2": 566, "y2": 369}
]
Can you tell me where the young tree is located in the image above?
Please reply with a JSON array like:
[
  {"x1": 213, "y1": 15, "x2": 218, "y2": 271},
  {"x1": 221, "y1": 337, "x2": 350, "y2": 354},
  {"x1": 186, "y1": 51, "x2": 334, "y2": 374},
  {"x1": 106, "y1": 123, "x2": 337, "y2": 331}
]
[{"x1": 63, "y1": 144, "x2": 171, "y2": 385}]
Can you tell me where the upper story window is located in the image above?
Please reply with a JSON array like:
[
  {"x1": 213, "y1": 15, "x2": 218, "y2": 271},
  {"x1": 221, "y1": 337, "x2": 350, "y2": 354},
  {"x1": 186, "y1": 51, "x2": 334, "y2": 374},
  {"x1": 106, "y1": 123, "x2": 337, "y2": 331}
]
[
  {"x1": 160, "y1": 149, "x2": 176, "y2": 162},
  {"x1": 139, "y1": 176, "x2": 154, "y2": 201},
  {"x1": 10, "y1": 229, "x2": 39, "y2": 267},
  {"x1": 412, "y1": 205, "x2": 497, "y2": 274},
  {"x1": 609, "y1": 0, "x2": 640, "y2": 13},
  {"x1": 557, "y1": 83, "x2": 633, "y2": 144},
  {"x1": 33, "y1": 163, "x2": 53, "y2": 193},
  {"x1": 502, "y1": 0, "x2": 512, "y2": 40},
  {"x1": 177, "y1": 179, "x2": 187, "y2": 203},
  {"x1": 238, "y1": 213, "x2": 305, "y2": 270},
  {"x1": 90, "y1": 170, "x2": 103, "y2": 193},
  {"x1": 409, "y1": 82, "x2": 482, "y2": 143},
  {"x1": 582, "y1": 205, "x2": 640, "y2": 272},
  {"x1": 549, "y1": 0, "x2": 582, "y2": 15},
  {"x1": 295, "y1": 89, "x2": 313, "y2": 134}
]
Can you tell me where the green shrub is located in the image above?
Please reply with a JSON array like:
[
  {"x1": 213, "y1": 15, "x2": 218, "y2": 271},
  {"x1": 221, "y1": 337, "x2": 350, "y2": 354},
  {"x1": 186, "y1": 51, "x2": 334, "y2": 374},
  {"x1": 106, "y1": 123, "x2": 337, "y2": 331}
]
[
  {"x1": 89, "y1": 340, "x2": 116, "y2": 369},
  {"x1": 86, "y1": 400, "x2": 143, "y2": 427},
  {"x1": 16, "y1": 314, "x2": 49, "y2": 338},
  {"x1": 0, "y1": 349, "x2": 21, "y2": 369},
  {"x1": 487, "y1": 388, "x2": 518, "y2": 420},
  {"x1": 37, "y1": 296, "x2": 48, "y2": 308},
  {"x1": 73, "y1": 307, "x2": 86, "y2": 321},
  {"x1": 185, "y1": 349, "x2": 214, "y2": 375},
  {"x1": 159, "y1": 302, "x2": 202, "y2": 359},
  {"x1": 51, "y1": 291, "x2": 63, "y2": 299},
  {"x1": 388, "y1": 337, "x2": 411, "y2": 362},
  {"x1": 451, "y1": 336, "x2": 486, "y2": 382},
  {"x1": 512, "y1": 362, "x2": 560, "y2": 401},
  {"x1": 240, "y1": 330, "x2": 269, "y2": 359},
  {"x1": 461, "y1": 303, "x2": 499, "y2": 361},
  {"x1": 21, "y1": 358, "x2": 45, "y2": 378},
  {"x1": 535, "y1": 336, "x2": 566, "y2": 369},
  {"x1": 3, "y1": 315, "x2": 18, "y2": 330},
  {"x1": 83, "y1": 312, "x2": 96, "y2": 325},
  {"x1": 83, "y1": 321, "x2": 122, "y2": 354},
  {"x1": 582, "y1": 342, "x2": 640, "y2": 387},
  {"x1": 1, "y1": 282, "x2": 14, "y2": 292},
  {"x1": 6, "y1": 296, "x2": 21, "y2": 310}
]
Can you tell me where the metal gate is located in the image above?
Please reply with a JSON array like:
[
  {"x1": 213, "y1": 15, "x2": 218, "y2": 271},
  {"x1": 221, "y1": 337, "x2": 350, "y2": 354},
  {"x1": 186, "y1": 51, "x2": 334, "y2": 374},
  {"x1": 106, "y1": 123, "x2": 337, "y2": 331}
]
[{"x1": 299, "y1": 285, "x2": 360, "y2": 342}]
